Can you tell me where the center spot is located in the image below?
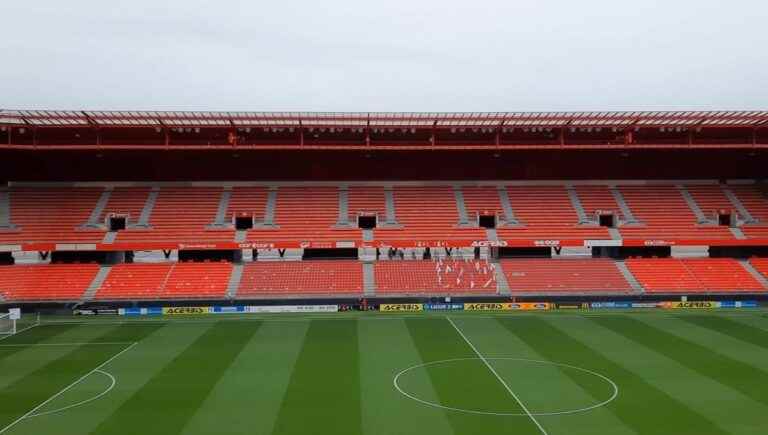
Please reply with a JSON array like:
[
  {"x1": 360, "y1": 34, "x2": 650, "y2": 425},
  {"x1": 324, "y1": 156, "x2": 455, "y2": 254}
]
[{"x1": 393, "y1": 358, "x2": 618, "y2": 416}]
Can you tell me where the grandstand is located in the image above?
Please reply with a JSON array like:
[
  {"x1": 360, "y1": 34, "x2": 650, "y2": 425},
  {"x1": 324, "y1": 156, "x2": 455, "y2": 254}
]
[{"x1": 0, "y1": 110, "x2": 767, "y2": 303}]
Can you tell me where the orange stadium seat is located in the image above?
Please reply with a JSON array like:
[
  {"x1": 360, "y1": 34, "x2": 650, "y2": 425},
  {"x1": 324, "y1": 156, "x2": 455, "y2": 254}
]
[
  {"x1": 237, "y1": 260, "x2": 363, "y2": 296},
  {"x1": 95, "y1": 262, "x2": 231, "y2": 300},
  {"x1": 374, "y1": 260, "x2": 497, "y2": 294},
  {"x1": 626, "y1": 258, "x2": 764, "y2": 293},
  {"x1": 500, "y1": 258, "x2": 633, "y2": 294},
  {"x1": 0, "y1": 263, "x2": 99, "y2": 301}
]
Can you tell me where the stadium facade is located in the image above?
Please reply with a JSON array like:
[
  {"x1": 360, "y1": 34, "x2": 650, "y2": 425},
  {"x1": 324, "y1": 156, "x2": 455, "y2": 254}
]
[{"x1": 1, "y1": 110, "x2": 767, "y2": 307}]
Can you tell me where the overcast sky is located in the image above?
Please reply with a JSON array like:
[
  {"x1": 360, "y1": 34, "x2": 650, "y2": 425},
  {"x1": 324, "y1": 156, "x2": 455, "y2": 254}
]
[{"x1": 2, "y1": 1, "x2": 767, "y2": 112}]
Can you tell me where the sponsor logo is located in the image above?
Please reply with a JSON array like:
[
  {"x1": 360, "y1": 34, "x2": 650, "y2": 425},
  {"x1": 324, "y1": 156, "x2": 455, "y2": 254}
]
[
  {"x1": 643, "y1": 240, "x2": 674, "y2": 246},
  {"x1": 509, "y1": 302, "x2": 551, "y2": 310},
  {"x1": 470, "y1": 240, "x2": 509, "y2": 247},
  {"x1": 162, "y1": 306, "x2": 210, "y2": 315},
  {"x1": 556, "y1": 303, "x2": 584, "y2": 309},
  {"x1": 238, "y1": 242, "x2": 275, "y2": 249},
  {"x1": 178, "y1": 244, "x2": 217, "y2": 249},
  {"x1": 534, "y1": 240, "x2": 561, "y2": 247},
  {"x1": 380, "y1": 303, "x2": 423, "y2": 312},
  {"x1": 661, "y1": 301, "x2": 720, "y2": 309},
  {"x1": 424, "y1": 303, "x2": 464, "y2": 311},
  {"x1": 631, "y1": 302, "x2": 660, "y2": 308},
  {"x1": 464, "y1": 302, "x2": 512, "y2": 311},
  {"x1": 590, "y1": 302, "x2": 632, "y2": 309}
]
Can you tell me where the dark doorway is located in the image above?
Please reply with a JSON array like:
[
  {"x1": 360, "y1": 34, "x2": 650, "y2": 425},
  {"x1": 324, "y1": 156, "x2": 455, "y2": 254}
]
[
  {"x1": 598, "y1": 213, "x2": 615, "y2": 228},
  {"x1": 358, "y1": 215, "x2": 377, "y2": 229},
  {"x1": 718, "y1": 213, "x2": 732, "y2": 226},
  {"x1": 235, "y1": 215, "x2": 254, "y2": 230},
  {"x1": 478, "y1": 214, "x2": 496, "y2": 229},
  {"x1": 108, "y1": 216, "x2": 126, "y2": 231}
]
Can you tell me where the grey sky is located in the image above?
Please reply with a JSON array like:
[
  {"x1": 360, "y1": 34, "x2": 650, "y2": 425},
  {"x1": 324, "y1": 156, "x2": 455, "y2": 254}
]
[{"x1": 2, "y1": 0, "x2": 766, "y2": 112}]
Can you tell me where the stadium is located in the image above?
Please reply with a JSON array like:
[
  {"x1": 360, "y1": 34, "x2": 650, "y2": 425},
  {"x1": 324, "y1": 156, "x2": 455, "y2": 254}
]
[
  {"x1": 3, "y1": 1, "x2": 768, "y2": 433},
  {"x1": 1, "y1": 109, "x2": 767, "y2": 434}
]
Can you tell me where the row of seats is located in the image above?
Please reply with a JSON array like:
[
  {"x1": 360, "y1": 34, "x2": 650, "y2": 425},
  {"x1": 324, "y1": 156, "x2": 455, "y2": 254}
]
[
  {"x1": 95, "y1": 262, "x2": 232, "y2": 300},
  {"x1": 2, "y1": 183, "x2": 767, "y2": 244},
  {"x1": 625, "y1": 258, "x2": 766, "y2": 293},
  {"x1": 0, "y1": 263, "x2": 99, "y2": 301},
  {"x1": 1, "y1": 258, "x2": 766, "y2": 301}
]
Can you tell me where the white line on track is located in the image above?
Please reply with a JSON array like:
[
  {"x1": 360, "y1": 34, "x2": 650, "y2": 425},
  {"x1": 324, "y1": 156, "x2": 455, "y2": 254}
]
[
  {"x1": 447, "y1": 316, "x2": 549, "y2": 435},
  {"x1": 0, "y1": 342, "x2": 138, "y2": 435}
]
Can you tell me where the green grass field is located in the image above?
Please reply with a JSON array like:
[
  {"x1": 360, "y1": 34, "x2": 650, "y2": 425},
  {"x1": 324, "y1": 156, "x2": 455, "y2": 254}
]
[{"x1": 1, "y1": 310, "x2": 767, "y2": 434}]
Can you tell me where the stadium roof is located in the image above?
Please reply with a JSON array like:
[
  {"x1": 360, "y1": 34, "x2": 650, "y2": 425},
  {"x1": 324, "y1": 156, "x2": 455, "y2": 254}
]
[{"x1": 2, "y1": 110, "x2": 768, "y2": 129}]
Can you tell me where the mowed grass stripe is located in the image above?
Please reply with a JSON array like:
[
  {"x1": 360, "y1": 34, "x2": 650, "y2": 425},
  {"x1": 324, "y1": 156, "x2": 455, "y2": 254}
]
[
  {"x1": 405, "y1": 318, "x2": 543, "y2": 435},
  {"x1": 593, "y1": 315, "x2": 768, "y2": 407},
  {"x1": 498, "y1": 316, "x2": 730, "y2": 435},
  {"x1": 0, "y1": 324, "x2": 80, "y2": 362},
  {"x1": 90, "y1": 321, "x2": 261, "y2": 435},
  {"x1": 0, "y1": 323, "x2": 162, "y2": 431},
  {"x1": 181, "y1": 321, "x2": 310, "y2": 435},
  {"x1": 271, "y1": 320, "x2": 361, "y2": 435},
  {"x1": 679, "y1": 315, "x2": 768, "y2": 350}
]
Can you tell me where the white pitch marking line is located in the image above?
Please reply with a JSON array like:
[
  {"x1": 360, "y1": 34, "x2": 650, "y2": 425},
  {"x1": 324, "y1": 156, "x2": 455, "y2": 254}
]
[
  {"x1": 0, "y1": 342, "x2": 135, "y2": 348},
  {"x1": 0, "y1": 341, "x2": 138, "y2": 435},
  {"x1": 27, "y1": 369, "x2": 116, "y2": 419},
  {"x1": 447, "y1": 316, "x2": 549, "y2": 435},
  {"x1": 0, "y1": 323, "x2": 41, "y2": 342}
]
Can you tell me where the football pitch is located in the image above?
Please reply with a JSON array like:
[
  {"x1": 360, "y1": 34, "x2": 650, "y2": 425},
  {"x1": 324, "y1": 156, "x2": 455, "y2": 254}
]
[{"x1": 1, "y1": 310, "x2": 767, "y2": 435}]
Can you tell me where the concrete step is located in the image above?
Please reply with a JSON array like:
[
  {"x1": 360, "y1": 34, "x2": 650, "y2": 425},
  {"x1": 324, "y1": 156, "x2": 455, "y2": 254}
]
[
  {"x1": 723, "y1": 186, "x2": 758, "y2": 224},
  {"x1": 132, "y1": 187, "x2": 160, "y2": 228},
  {"x1": 363, "y1": 262, "x2": 376, "y2": 296},
  {"x1": 453, "y1": 185, "x2": 472, "y2": 226},
  {"x1": 335, "y1": 185, "x2": 354, "y2": 227},
  {"x1": 485, "y1": 228, "x2": 498, "y2": 241},
  {"x1": 729, "y1": 227, "x2": 747, "y2": 240},
  {"x1": 677, "y1": 185, "x2": 712, "y2": 224},
  {"x1": 83, "y1": 265, "x2": 112, "y2": 301},
  {"x1": 208, "y1": 187, "x2": 232, "y2": 228},
  {"x1": 226, "y1": 263, "x2": 244, "y2": 298},
  {"x1": 740, "y1": 260, "x2": 768, "y2": 290},
  {"x1": 609, "y1": 187, "x2": 640, "y2": 224},
  {"x1": 102, "y1": 231, "x2": 118, "y2": 244},
  {"x1": 566, "y1": 185, "x2": 592, "y2": 224},
  {"x1": 381, "y1": 186, "x2": 402, "y2": 227},
  {"x1": 258, "y1": 187, "x2": 279, "y2": 227},
  {"x1": 0, "y1": 190, "x2": 16, "y2": 229},
  {"x1": 362, "y1": 229, "x2": 374, "y2": 242},
  {"x1": 607, "y1": 227, "x2": 622, "y2": 240},
  {"x1": 82, "y1": 188, "x2": 113, "y2": 228},
  {"x1": 615, "y1": 261, "x2": 644, "y2": 293},
  {"x1": 494, "y1": 262, "x2": 511, "y2": 296},
  {"x1": 234, "y1": 230, "x2": 248, "y2": 243},
  {"x1": 496, "y1": 186, "x2": 520, "y2": 225}
]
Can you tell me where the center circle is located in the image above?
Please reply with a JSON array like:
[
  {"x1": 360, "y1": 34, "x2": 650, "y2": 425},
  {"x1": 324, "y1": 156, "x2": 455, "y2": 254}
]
[{"x1": 393, "y1": 358, "x2": 618, "y2": 416}]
